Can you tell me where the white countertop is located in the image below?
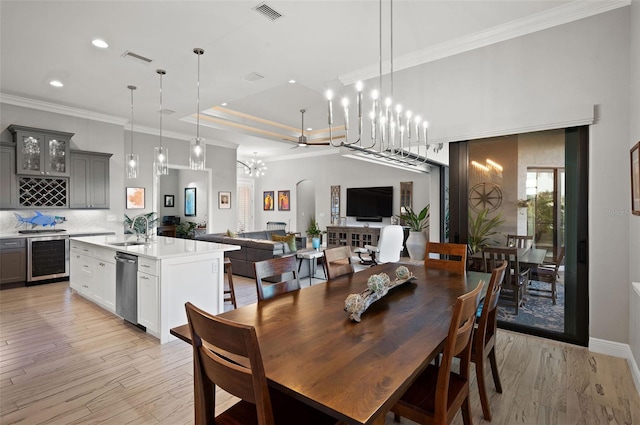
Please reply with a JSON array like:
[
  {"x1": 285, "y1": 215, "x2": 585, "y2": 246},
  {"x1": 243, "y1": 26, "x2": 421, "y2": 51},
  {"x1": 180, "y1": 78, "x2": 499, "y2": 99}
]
[
  {"x1": 0, "y1": 228, "x2": 116, "y2": 240},
  {"x1": 70, "y1": 235, "x2": 240, "y2": 260}
]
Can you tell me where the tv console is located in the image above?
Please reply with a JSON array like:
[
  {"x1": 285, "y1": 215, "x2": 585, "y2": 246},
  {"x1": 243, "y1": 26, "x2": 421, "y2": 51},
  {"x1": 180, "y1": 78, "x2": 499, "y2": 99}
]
[
  {"x1": 326, "y1": 225, "x2": 411, "y2": 257},
  {"x1": 326, "y1": 226, "x2": 380, "y2": 249}
]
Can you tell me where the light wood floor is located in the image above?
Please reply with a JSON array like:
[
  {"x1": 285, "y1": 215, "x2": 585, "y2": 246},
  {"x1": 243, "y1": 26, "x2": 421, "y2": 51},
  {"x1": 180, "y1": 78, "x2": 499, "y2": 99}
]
[{"x1": 1, "y1": 275, "x2": 639, "y2": 425}]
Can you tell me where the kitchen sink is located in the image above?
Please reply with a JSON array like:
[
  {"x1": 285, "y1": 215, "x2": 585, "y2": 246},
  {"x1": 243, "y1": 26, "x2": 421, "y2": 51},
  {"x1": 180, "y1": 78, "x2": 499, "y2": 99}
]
[{"x1": 108, "y1": 241, "x2": 149, "y2": 247}]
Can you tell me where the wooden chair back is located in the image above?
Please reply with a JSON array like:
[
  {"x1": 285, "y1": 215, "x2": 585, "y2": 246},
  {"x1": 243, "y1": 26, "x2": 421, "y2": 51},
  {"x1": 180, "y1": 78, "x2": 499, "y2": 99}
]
[
  {"x1": 482, "y1": 246, "x2": 521, "y2": 278},
  {"x1": 254, "y1": 256, "x2": 301, "y2": 301},
  {"x1": 530, "y1": 246, "x2": 565, "y2": 305},
  {"x1": 323, "y1": 246, "x2": 354, "y2": 280},
  {"x1": 437, "y1": 280, "x2": 484, "y2": 423},
  {"x1": 425, "y1": 242, "x2": 468, "y2": 273},
  {"x1": 478, "y1": 260, "x2": 507, "y2": 334},
  {"x1": 472, "y1": 260, "x2": 506, "y2": 421},
  {"x1": 507, "y1": 234, "x2": 533, "y2": 249},
  {"x1": 185, "y1": 302, "x2": 274, "y2": 425},
  {"x1": 391, "y1": 281, "x2": 483, "y2": 425},
  {"x1": 482, "y1": 246, "x2": 528, "y2": 313}
]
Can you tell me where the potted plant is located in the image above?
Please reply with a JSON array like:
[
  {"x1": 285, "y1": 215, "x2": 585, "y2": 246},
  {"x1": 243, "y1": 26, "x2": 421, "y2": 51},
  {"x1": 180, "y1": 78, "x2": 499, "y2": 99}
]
[
  {"x1": 468, "y1": 208, "x2": 505, "y2": 255},
  {"x1": 399, "y1": 204, "x2": 430, "y2": 260},
  {"x1": 176, "y1": 221, "x2": 198, "y2": 239},
  {"x1": 306, "y1": 216, "x2": 323, "y2": 250}
]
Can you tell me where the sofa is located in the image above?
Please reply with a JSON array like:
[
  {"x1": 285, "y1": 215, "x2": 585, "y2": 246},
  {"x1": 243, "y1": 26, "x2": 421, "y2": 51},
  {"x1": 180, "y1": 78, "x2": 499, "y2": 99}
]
[{"x1": 196, "y1": 230, "x2": 310, "y2": 279}]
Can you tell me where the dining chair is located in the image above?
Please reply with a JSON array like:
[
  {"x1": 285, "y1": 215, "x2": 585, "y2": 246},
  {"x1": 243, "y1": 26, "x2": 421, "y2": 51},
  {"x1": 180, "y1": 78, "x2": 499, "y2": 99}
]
[
  {"x1": 355, "y1": 225, "x2": 404, "y2": 265},
  {"x1": 482, "y1": 246, "x2": 528, "y2": 314},
  {"x1": 529, "y1": 246, "x2": 565, "y2": 305},
  {"x1": 254, "y1": 255, "x2": 301, "y2": 301},
  {"x1": 323, "y1": 246, "x2": 354, "y2": 280},
  {"x1": 223, "y1": 257, "x2": 237, "y2": 309},
  {"x1": 424, "y1": 242, "x2": 468, "y2": 273},
  {"x1": 184, "y1": 302, "x2": 338, "y2": 425},
  {"x1": 472, "y1": 260, "x2": 507, "y2": 421},
  {"x1": 506, "y1": 234, "x2": 534, "y2": 249},
  {"x1": 391, "y1": 281, "x2": 484, "y2": 425}
]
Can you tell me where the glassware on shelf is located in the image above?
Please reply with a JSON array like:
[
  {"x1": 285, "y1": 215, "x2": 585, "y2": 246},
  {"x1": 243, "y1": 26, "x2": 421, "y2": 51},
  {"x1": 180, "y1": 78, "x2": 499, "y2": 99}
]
[{"x1": 22, "y1": 136, "x2": 41, "y2": 171}]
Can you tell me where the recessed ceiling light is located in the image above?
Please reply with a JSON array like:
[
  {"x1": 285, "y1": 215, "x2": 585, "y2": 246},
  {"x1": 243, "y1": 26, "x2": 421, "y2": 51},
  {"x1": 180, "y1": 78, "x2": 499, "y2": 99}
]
[
  {"x1": 49, "y1": 80, "x2": 64, "y2": 88},
  {"x1": 92, "y1": 39, "x2": 109, "y2": 48},
  {"x1": 306, "y1": 127, "x2": 313, "y2": 131},
  {"x1": 289, "y1": 79, "x2": 296, "y2": 84},
  {"x1": 221, "y1": 102, "x2": 227, "y2": 106}
]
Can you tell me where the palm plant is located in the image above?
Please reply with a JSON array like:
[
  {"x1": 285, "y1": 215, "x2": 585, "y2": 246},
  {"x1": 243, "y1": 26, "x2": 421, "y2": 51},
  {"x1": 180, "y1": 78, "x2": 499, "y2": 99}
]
[
  {"x1": 399, "y1": 205, "x2": 430, "y2": 232},
  {"x1": 468, "y1": 208, "x2": 504, "y2": 254}
]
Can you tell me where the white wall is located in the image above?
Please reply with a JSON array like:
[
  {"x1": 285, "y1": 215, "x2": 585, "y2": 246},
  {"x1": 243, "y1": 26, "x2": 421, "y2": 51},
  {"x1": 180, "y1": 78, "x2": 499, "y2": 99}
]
[
  {"x1": 375, "y1": 8, "x2": 632, "y2": 344},
  {"x1": 628, "y1": 0, "x2": 640, "y2": 373},
  {"x1": 253, "y1": 152, "x2": 432, "y2": 236}
]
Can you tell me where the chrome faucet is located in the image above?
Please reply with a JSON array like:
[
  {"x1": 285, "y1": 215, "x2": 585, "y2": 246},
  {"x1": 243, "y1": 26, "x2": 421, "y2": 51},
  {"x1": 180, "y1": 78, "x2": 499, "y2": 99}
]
[{"x1": 130, "y1": 214, "x2": 150, "y2": 242}]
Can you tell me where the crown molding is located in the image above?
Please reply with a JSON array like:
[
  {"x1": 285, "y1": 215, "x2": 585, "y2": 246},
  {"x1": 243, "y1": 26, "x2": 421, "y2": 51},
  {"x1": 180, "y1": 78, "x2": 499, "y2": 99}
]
[
  {"x1": 1, "y1": 93, "x2": 238, "y2": 150},
  {"x1": 340, "y1": 0, "x2": 631, "y2": 85},
  {"x1": 0, "y1": 93, "x2": 128, "y2": 126}
]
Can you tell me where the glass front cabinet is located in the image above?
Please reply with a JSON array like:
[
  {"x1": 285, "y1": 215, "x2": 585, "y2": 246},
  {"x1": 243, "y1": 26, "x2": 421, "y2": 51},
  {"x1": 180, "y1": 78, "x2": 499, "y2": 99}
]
[{"x1": 9, "y1": 125, "x2": 73, "y2": 177}]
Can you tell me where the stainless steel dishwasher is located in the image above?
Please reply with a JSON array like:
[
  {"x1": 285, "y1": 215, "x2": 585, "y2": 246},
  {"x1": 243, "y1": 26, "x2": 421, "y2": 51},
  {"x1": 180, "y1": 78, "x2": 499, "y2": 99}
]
[{"x1": 115, "y1": 252, "x2": 138, "y2": 324}]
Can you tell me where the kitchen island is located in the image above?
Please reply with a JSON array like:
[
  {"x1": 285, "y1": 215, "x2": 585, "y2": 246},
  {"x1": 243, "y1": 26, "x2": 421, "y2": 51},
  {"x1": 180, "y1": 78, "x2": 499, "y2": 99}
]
[{"x1": 70, "y1": 235, "x2": 239, "y2": 343}]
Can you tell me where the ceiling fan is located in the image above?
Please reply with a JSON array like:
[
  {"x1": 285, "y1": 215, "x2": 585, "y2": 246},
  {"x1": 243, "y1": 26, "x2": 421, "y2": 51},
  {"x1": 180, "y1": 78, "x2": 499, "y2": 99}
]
[{"x1": 291, "y1": 109, "x2": 330, "y2": 148}]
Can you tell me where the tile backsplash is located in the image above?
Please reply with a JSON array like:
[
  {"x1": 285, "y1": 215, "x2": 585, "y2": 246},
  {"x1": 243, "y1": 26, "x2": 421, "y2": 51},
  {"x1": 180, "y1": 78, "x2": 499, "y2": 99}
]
[{"x1": 0, "y1": 210, "x2": 114, "y2": 234}]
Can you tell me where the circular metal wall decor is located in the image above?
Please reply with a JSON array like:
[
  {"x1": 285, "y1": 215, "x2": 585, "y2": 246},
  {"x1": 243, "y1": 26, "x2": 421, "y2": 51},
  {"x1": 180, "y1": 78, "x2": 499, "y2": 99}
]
[{"x1": 469, "y1": 183, "x2": 503, "y2": 213}]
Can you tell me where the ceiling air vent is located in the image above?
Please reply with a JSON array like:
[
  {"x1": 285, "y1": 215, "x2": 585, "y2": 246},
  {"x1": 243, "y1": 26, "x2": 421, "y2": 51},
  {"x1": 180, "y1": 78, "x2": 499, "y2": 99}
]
[
  {"x1": 121, "y1": 50, "x2": 153, "y2": 64},
  {"x1": 253, "y1": 2, "x2": 283, "y2": 21},
  {"x1": 242, "y1": 72, "x2": 265, "y2": 83}
]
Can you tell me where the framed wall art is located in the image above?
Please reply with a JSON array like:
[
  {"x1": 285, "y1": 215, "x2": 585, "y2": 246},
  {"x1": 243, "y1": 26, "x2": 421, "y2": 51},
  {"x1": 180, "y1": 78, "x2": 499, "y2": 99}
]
[
  {"x1": 263, "y1": 191, "x2": 274, "y2": 211},
  {"x1": 278, "y1": 190, "x2": 290, "y2": 211},
  {"x1": 126, "y1": 187, "x2": 145, "y2": 209},
  {"x1": 185, "y1": 187, "x2": 196, "y2": 217},
  {"x1": 164, "y1": 195, "x2": 174, "y2": 208},
  {"x1": 219, "y1": 191, "x2": 231, "y2": 209},
  {"x1": 632, "y1": 141, "x2": 640, "y2": 216}
]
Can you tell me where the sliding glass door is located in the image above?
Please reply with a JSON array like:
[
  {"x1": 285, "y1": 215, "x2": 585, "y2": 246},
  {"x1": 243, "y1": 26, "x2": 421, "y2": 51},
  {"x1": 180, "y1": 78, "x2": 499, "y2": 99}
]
[{"x1": 449, "y1": 126, "x2": 588, "y2": 346}]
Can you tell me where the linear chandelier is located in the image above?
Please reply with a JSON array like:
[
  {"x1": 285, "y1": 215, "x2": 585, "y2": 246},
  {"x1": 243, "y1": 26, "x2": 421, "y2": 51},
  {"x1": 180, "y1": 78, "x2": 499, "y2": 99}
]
[{"x1": 325, "y1": 0, "x2": 442, "y2": 172}]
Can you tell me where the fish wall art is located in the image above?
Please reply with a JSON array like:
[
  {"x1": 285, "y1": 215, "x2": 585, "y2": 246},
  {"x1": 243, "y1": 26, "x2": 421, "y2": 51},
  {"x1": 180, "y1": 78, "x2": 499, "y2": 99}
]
[{"x1": 14, "y1": 211, "x2": 67, "y2": 228}]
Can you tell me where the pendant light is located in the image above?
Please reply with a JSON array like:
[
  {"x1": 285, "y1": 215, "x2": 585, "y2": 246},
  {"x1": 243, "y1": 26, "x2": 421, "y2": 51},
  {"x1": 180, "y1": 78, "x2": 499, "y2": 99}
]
[
  {"x1": 190, "y1": 47, "x2": 206, "y2": 170},
  {"x1": 154, "y1": 69, "x2": 169, "y2": 175},
  {"x1": 125, "y1": 85, "x2": 139, "y2": 179}
]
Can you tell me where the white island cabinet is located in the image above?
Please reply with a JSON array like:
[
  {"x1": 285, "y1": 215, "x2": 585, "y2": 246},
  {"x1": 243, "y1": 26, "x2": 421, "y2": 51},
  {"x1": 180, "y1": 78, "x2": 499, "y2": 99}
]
[{"x1": 69, "y1": 235, "x2": 239, "y2": 343}]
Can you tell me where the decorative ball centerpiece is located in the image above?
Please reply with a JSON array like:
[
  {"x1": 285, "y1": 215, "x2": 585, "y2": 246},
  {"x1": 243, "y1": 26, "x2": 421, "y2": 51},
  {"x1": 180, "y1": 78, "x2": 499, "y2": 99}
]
[
  {"x1": 344, "y1": 293, "x2": 366, "y2": 315},
  {"x1": 395, "y1": 266, "x2": 410, "y2": 280},
  {"x1": 344, "y1": 266, "x2": 416, "y2": 322},
  {"x1": 367, "y1": 273, "x2": 390, "y2": 294}
]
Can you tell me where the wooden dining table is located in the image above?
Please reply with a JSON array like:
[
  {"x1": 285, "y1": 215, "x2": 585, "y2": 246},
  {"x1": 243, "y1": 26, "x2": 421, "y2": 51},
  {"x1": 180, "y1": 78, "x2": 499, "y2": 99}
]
[{"x1": 171, "y1": 263, "x2": 489, "y2": 425}]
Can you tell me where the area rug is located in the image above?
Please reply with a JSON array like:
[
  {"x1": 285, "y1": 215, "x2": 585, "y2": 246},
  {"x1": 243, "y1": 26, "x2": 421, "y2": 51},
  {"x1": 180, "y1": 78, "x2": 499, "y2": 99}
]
[{"x1": 497, "y1": 279, "x2": 565, "y2": 333}]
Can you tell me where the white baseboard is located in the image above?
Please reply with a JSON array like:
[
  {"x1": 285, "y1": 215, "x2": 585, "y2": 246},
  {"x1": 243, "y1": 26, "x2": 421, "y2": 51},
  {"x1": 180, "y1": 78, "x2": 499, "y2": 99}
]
[{"x1": 589, "y1": 337, "x2": 640, "y2": 395}]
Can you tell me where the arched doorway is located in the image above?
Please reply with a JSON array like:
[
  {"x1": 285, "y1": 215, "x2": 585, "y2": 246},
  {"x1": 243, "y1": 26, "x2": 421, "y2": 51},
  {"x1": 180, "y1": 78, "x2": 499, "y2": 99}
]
[{"x1": 296, "y1": 180, "x2": 315, "y2": 235}]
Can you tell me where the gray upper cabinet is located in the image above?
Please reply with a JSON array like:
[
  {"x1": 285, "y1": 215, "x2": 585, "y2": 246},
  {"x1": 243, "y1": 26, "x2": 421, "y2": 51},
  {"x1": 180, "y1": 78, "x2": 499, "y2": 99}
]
[
  {"x1": 69, "y1": 151, "x2": 112, "y2": 209},
  {"x1": 0, "y1": 144, "x2": 18, "y2": 209},
  {"x1": 9, "y1": 125, "x2": 73, "y2": 177}
]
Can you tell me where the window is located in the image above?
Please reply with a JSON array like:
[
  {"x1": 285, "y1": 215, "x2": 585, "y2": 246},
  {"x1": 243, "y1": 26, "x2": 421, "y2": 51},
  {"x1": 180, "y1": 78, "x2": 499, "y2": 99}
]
[{"x1": 237, "y1": 179, "x2": 254, "y2": 232}]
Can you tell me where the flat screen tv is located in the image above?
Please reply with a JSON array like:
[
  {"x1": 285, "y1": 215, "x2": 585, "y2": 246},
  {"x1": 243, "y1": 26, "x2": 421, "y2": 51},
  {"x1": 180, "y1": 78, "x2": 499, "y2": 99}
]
[{"x1": 346, "y1": 186, "x2": 393, "y2": 219}]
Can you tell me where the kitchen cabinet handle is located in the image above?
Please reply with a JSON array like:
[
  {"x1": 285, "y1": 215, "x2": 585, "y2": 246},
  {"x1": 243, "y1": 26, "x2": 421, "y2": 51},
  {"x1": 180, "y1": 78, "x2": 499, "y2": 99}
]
[
  {"x1": 140, "y1": 275, "x2": 149, "y2": 280},
  {"x1": 4, "y1": 242, "x2": 19, "y2": 246}
]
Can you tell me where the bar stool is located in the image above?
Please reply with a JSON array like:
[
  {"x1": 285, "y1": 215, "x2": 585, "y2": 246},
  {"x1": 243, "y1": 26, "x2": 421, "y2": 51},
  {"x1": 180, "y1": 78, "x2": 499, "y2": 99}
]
[{"x1": 223, "y1": 258, "x2": 237, "y2": 309}]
